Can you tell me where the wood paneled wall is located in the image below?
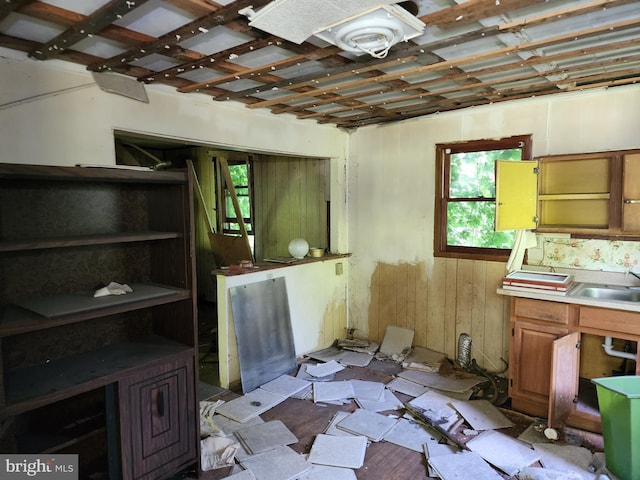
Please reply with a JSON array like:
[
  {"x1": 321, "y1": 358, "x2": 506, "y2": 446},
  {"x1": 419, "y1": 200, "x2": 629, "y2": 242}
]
[
  {"x1": 368, "y1": 258, "x2": 511, "y2": 371},
  {"x1": 253, "y1": 155, "x2": 329, "y2": 261}
]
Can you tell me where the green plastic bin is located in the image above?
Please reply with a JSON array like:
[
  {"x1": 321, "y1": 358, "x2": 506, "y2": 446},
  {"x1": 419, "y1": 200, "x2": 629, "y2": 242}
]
[{"x1": 592, "y1": 376, "x2": 640, "y2": 480}]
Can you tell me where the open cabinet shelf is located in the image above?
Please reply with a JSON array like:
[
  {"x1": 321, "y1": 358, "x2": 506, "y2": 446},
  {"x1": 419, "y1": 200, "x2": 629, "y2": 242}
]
[{"x1": 0, "y1": 163, "x2": 199, "y2": 480}]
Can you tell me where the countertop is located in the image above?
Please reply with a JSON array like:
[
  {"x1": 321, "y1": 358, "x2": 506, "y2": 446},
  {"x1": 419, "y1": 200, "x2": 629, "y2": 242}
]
[
  {"x1": 497, "y1": 284, "x2": 640, "y2": 313},
  {"x1": 497, "y1": 267, "x2": 640, "y2": 313}
]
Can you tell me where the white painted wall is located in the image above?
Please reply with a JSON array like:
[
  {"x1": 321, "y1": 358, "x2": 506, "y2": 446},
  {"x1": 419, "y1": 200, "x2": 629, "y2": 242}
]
[
  {"x1": 347, "y1": 85, "x2": 640, "y2": 336},
  {"x1": 216, "y1": 258, "x2": 348, "y2": 388}
]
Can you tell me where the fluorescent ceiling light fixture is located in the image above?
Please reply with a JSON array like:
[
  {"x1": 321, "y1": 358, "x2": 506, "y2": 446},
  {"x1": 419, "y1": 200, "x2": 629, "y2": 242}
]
[{"x1": 313, "y1": 4, "x2": 424, "y2": 58}]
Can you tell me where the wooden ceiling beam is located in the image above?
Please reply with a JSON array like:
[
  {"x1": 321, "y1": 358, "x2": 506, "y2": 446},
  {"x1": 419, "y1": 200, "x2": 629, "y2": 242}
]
[
  {"x1": 0, "y1": 0, "x2": 34, "y2": 22},
  {"x1": 245, "y1": 17, "x2": 640, "y2": 109},
  {"x1": 29, "y1": 0, "x2": 153, "y2": 60},
  {"x1": 87, "y1": 0, "x2": 272, "y2": 72}
]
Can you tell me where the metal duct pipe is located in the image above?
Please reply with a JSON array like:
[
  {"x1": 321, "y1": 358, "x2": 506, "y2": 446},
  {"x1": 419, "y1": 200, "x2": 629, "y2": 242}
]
[{"x1": 602, "y1": 336, "x2": 637, "y2": 361}]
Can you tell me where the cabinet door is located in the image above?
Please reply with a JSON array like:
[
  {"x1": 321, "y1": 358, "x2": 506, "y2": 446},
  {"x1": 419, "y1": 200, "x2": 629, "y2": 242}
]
[
  {"x1": 119, "y1": 357, "x2": 196, "y2": 480},
  {"x1": 495, "y1": 160, "x2": 538, "y2": 231},
  {"x1": 623, "y1": 153, "x2": 640, "y2": 232},
  {"x1": 548, "y1": 331, "x2": 580, "y2": 428},
  {"x1": 510, "y1": 321, "x2": 568, "y2": 409}
]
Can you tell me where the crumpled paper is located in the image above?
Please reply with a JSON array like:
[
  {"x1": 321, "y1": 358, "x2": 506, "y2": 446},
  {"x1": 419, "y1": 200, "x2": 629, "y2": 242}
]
[
  {"x1": 93, "y1": 281, "x2": 133, "y2": 298},
  {"x1": 200, "y1": 436, "x2": 239, "y2": 471}
]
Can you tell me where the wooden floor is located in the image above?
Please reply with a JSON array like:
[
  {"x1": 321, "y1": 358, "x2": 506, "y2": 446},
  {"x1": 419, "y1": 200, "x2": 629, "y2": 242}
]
[{"x1": 194, "y1": 360, "x2": 605, "y2": 480}]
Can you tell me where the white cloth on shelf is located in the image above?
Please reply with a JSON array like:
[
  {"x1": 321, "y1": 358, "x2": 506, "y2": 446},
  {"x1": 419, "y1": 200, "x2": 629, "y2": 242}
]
[{"x1": 93, "y1": 281, "x2": 133, "y2": 297}]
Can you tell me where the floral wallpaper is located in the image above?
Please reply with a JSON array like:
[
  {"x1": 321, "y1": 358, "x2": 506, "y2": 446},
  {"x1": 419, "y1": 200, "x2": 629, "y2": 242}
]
[{"x1": 529, "y1": 236, "x2": 640, "y2": 273}]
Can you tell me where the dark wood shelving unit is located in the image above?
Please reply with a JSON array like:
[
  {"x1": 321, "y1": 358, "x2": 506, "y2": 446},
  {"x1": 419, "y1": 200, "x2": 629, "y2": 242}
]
[{"x1": 0, "y1": 163, "x2": 199, "y2": 480}]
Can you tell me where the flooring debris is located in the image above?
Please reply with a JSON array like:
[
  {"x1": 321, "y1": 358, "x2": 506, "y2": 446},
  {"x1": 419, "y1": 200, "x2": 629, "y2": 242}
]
[
  {"x1": 297, "y1": 464, "x2": 357, "y2": 480},
  {"x1": 234, "y1": 420, "x2": 298, "y2": 455},
  {"x1": 313, "y1": 381, "x2": 355, "y2": 404},
  {"x1": 196, "y1": 338, "x2": 607, "y2": 480},
  {"x1": 307, "y1": 433, "x2": 368, "y2": 469},
  {"x1": 402, "y1": 346, "x2": 447, "y2": 372},
  {"x1": 385, "y1": 376, "x2": 429, "y2": 397},
  {"x1": 450, "y1": 399, "x2": 515, "y2": 430},
  {"x1": 533, "y1": 444, "x2": 600, "y2": 480},
  {"x1": 258, "y1": 374, "x2": 311, "y2": 398},
  {"x1": 324, "y1": 411, "x2": 356, "y2": 437},
  {"x1": 466, "y1": 430, "x2": 541, "y2": 476},
  {"x1": 354, "y1": 388, "x2": 403, "y2": 412},
  {"x1": 335, "y1": 408, "x2": 399, "y2": 442},
  {"x1": 224, "y1": 469, "x2": 257, "y2": 480},
  {"x1": 239, "y1": 445, "x2": 310, "y2": 480},
  {"x1": 216, "y1": 389, "x2": 287, "y2": 423},
  {"x1": 337, "y1": 350, "x2": 374, "y2": 367},
  {"x1": 305, "y1": 359, "x2": 345, "y2": 377},
  {"x1": 399, "y1": 369, "x2": 485, "y2": 396},
  {"x1": 382, "y1": 417, "x2": 434, "y2": 452},
  {"x1": 428, "y1": 450, "x2": 504, "y2": 480},
  {"x1": 378, "y1": 325, "x2": 414, "y2": 359},
  {"x1": 407, "y1": 390, "x2": 461, "y2": 432}
]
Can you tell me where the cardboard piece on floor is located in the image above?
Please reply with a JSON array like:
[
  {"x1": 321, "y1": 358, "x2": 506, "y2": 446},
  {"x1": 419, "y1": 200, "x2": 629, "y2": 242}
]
[
  {"x1": 338, "y1": 351, "x2": 373, "y2": 367},
  {"x1": 306, "y1": 360, "x2": 345, "y2": 378},
  {"x1": 385, "y1": 377, "x2": 429, "y2": 397},
  {"x1": 408, "y1": 390, "x2": 460, "y2": 432},
  {"x1": 324, "y1": 411, "x2": 357, "y2": 437},
  {"x1": 217, "y1": 389, "x2": 287, "y2": 423},
  {"x1": 466, "y1": 430, "x2": 540, "y2": 476},
  {"x1": 297, "y1": 464, "x2": 357, "y2": 480},
  {"x1": 259, "y1": 374, "x2": 311, "y2": 398},
  {"x1": 382, "y1": 418, "x2": 433, "y2": 452},
  {"x1": 240, "y1": 445, "x2": 310, "y2": 480},
  {"x1": 450, "y1": 399, "x2": 515, "y2": 430},
  {"x1": 313, "y1": 381, "x2": 355, "y2": 403},
  {"x1": 235, "y1": 420, "x2": 299, "y2": 455},
  {"x1": 307, "y1": 433, "x2": 368, "y2": 469},
  {"x1": 355, "y1": 389, "x2": 403, "y2": 412},
  {"x1": 533, "y1": 443, "x2": 598, "y2": 478},
  {"x1": 379, "y1": 326, "x2": 414, "y2": 355},
  {"x1": 429, "y1": 451, "x2": 503, "y2": 480},
  {"x1": 336, "y1": 408, "x2": 399, "y2": 442}
]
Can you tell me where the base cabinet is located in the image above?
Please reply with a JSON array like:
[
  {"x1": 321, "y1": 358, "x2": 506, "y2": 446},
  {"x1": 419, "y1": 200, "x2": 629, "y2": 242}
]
[
  {"x1": 509, "y1": 296, "x2": 640, "y2": 432},
  {"x1": 118, "y1": 356, "x2": 196, "y2": 480}
]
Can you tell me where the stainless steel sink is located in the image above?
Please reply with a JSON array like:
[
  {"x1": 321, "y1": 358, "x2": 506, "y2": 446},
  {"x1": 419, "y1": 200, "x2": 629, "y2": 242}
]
[{"x1": 570, "y1": 283, "x2": 640, "y2": 302}]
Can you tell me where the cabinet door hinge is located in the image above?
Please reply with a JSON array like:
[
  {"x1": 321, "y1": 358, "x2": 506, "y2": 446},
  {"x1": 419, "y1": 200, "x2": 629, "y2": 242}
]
[
  {"x1": 576, "y1": 341, "x2": 581, "y2": 350},
  {"x1": 532, "y1": 216, "x2": 538, "y2": 224},
  {"x1": 511, "y1": 327, "x2": 514, "y2": 336},
  {"x1": 533, "y1": 167, "x2": 539, "y2": 174},
  {"x1": 510, "y1": 378, "x2": 513, "y2": 387},
  {"x1": 573, "y1": 395, "x2": 579, "y2": 404}
]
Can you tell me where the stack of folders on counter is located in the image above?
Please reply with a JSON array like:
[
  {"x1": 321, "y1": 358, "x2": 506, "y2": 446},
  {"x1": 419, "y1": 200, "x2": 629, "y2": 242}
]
[{"x1": 501, "y1": 270, "x2": 574, "y2": 296}]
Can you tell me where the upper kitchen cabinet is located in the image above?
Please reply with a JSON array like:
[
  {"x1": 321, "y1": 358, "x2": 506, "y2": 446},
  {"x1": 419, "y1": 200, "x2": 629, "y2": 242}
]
[{"x1": 496, "y1": 149, "x2": 640, "y2": 237}]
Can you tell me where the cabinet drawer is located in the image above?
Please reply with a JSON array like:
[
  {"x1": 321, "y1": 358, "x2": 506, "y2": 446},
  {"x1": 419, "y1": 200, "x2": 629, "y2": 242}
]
[
  {"x1": 579, "y1": 306, "x2": 640, "y2": 336},
  {"x1": 514, "y1": 298, "x2": 570, "y2": 324}
]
